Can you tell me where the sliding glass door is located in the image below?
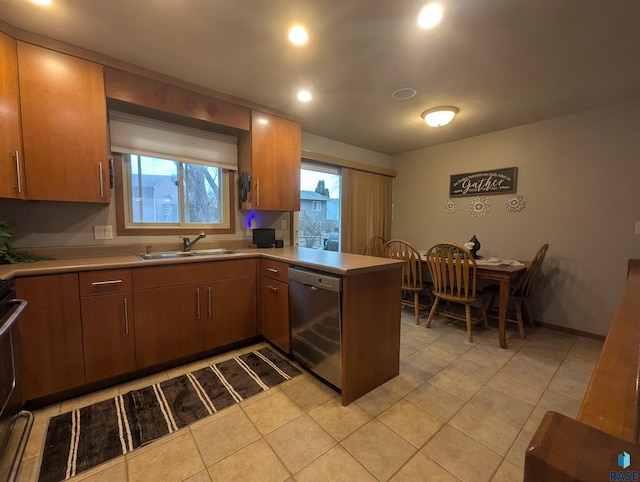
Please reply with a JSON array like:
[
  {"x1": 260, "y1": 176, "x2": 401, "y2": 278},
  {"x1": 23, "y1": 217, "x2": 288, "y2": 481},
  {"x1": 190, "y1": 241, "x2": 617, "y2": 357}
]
[{"x1": 295, "y1": 161, "x2": 342, "y2": 250}]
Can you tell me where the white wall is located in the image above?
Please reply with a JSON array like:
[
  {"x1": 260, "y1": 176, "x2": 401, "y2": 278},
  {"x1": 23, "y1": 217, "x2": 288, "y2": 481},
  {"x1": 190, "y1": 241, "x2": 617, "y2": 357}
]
[
  {"x1": 391, "y1": 99, "x2": 640, "y2": 336},
  {"x1": 302, "y1": 132, "x2": 392, "y2": 169}
]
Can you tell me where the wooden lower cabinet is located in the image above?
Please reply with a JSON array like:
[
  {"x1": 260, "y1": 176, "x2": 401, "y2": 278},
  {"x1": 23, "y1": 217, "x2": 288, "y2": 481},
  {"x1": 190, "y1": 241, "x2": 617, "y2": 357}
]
[
  {"x1": 206, "y1": 276, "x2": 257, "y2": 350},
  {"x1": 133, "y1": 283, "x2": 205, "y2": 369},
  {"x1": 79, "y1": 269, "x2": 135, "y2": 383},
  {"x1": 260, "y1": 277, "x2": 290, "y2": 353},
  {"x1": 133, "y1": 259, "x2": 257, "y2": 368},
  {"x1": 81, "y1": 293, "x2": 135, "y2": 383},
  {"x1": 15, "y1": 273, "x2": 85, "y2": 400}
]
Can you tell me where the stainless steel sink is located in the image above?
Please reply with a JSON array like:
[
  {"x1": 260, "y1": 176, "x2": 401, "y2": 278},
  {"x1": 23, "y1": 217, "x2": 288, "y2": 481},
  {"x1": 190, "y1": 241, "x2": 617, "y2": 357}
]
[
  {"x1": 190, "y1": 249, "x2": 238, "y2": 256},
  {"x1": 137, "y1": 251, "x2": 195, "y2": 260},
  {"x1": 137, "y1": 249, "x2": 239, "y2": 260}
]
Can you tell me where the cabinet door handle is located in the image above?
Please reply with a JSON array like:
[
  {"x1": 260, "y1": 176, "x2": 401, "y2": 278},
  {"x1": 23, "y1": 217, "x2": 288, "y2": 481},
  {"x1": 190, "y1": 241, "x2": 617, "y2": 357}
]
[
  {"x1": 196, "y1": 287, "x2": 201, "y2": 320},
  {"x1": 91, "y1": 279, "x2": 123, "y2": 286},
  {"x1": 267, "y1": 285, "x2": 279, "y2": 293},
  {"x1": 267, "y1": 268, "x2": 279, "y2": 273},
  {"x1": 256, "y1": 180, "x2": 260, "y2": 207},
  {"x1": 124, "y1": 297, "x2": 129, "y2": 334},
  {"x1": 14, "y1": 151, "x2": 22, "y2": 193},
  {"x1": 99, "y1": 162, "x2": 104, "y2": 198},
  {"x1": 208, "y1": 286, "x2": 212, "y2": 318}
]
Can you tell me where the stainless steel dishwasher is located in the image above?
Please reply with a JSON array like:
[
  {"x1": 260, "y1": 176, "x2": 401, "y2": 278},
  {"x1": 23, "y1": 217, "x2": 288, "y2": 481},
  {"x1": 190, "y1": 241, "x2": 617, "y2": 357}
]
[{"x1": 288, "y1": 266, "x2": 342, "y2": 389}]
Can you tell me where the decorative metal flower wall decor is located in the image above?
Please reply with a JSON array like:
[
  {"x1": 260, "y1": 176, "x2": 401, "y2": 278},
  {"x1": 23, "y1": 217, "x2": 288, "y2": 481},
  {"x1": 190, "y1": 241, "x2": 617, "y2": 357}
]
[
  {"x1": 505, "y1": 194, "x2": 526, "y2": 213},
  {"x1": 468, "y1": 196, "x2": 491, "y2": 218},
  {"x1": 443, "y1": 198, "x2": 458, "y2": 213}
]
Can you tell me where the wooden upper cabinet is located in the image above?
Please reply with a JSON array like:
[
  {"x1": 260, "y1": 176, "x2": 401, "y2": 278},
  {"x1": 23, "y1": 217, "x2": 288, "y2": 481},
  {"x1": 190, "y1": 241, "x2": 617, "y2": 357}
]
[
  {"x1": 17, "y1": 42, "x2": 109, "y2": 203},
  {"x1": 0, "y1": 33, "x2": 25, "y2": 199},
  {"x1": 239, "y1": 111, "x2": 301, "y2": 211}
]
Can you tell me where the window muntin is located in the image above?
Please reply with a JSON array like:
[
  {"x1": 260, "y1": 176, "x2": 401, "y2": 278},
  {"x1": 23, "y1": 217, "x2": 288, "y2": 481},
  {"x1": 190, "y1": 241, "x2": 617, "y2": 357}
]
[{"x1": 123, "y1": 154, "x2": 230, "y2": 229}]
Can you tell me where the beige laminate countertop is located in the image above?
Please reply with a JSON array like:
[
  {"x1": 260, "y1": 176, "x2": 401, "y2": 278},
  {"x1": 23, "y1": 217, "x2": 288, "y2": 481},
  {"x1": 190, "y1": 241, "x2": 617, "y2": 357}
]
[{"x1": 0, "y1": 247, "x2": 403, "y2": 280}]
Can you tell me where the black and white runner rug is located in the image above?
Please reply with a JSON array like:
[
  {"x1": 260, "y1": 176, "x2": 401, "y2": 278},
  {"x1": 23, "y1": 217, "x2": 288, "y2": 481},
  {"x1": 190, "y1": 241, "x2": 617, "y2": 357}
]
[{"x1": 38, "y1": 347, "x2": 301, "y2": 482}]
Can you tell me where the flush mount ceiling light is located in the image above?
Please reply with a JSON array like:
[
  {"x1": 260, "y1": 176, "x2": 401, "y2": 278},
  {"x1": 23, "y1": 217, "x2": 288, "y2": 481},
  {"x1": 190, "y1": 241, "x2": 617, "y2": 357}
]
[
  {"x1": 421, "y1": 106, "x2": 459, "y2": 127},
  {"x1": 288, "y1": 26, "x2": 309, "y2": 45},
  {"x1": 418, "y1": 3, "x2": 443, "y2": 29}
]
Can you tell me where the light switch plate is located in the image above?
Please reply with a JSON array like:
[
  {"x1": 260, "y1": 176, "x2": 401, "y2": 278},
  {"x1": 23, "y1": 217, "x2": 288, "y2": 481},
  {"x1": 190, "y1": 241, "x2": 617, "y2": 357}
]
[
  {"x1": 280, "y1": 219, "x2": 287, "y2": 230},
  {"x1": 636, "y1": 222, "x2": 640, "y2": 235},
  {"x1": 94, "y1": 225, "x2": 113, "y2": 240}
]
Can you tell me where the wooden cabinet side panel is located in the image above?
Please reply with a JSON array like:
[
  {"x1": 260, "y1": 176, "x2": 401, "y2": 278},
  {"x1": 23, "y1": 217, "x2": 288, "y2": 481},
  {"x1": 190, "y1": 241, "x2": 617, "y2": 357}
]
[
  {"x1": 341, "y1": 267, "x2": 402, "y2": 405},
  {"x1": 206, "y1": 276, "x2": 257, "y2": 349},
  {"x1": 251, "y1": 112, "x2": 301, "y2": 211},
  {"x1": 17, "y1": 42, "x2": 109, "y2": 202},
  {"x1": 81, "y1": 292, "x2": 136, "y2": 383},
  {"x1": 0, "y1": 32, "x2": 24, "y2": 199},
  {"x1": 16, "y1": 273, "x2": 85, "y2": 400},
  {"x1": 260, "y1": 276, "x2": 290, "y2": 353}
]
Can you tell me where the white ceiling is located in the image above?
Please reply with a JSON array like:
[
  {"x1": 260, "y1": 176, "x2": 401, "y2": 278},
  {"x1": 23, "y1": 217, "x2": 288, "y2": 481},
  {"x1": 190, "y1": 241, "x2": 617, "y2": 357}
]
[{"x1": 2, "y1": 0, "x2": 640, "y2": 155}]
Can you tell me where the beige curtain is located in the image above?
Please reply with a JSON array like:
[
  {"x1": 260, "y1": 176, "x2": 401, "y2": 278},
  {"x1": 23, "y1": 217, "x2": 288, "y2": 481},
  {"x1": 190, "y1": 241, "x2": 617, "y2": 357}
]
[{"x1": 341, "y1": 169, "x2": 393, "y2": 254}]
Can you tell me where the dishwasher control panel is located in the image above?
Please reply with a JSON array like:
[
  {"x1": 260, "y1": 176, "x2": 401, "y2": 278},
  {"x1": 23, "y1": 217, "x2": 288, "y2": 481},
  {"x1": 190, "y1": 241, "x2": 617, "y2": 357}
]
[{"x1": 288, "y1": 266, "x2": 342, "y2": 292}]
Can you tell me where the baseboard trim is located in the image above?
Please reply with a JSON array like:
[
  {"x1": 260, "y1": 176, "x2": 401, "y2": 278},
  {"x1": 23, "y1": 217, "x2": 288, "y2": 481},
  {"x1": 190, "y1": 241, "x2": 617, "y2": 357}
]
[{"x1": 538, "y1": 321, "x2": 605, "y2": 341}]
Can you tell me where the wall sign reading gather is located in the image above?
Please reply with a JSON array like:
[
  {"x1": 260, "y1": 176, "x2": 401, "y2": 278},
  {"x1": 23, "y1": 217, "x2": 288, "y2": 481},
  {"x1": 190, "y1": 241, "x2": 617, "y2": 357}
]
[{"x1": 449, "y1": 167, "x2": 518, "y2": 197}]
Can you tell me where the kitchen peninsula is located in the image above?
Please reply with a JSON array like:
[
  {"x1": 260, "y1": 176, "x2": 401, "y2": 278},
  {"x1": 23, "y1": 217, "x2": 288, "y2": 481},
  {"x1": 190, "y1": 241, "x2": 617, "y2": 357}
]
[{"x1": 0, "y1": 247, "x2": 402, "y2": 406}]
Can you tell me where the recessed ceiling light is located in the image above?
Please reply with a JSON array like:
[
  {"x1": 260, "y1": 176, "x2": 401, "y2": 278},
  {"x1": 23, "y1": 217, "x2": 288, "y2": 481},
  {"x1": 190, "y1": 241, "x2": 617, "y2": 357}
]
[
  {"x1": 418, "y1": 3, "x2": 443, "y2": 29},
  {"x1": 288, "y1": 26, "x2": 309, "y2": 45},
  {"x1": 391, "y1": 88, "x2": 417, "y2": 100},
  {"x1": 421, "y1": 106, "x2": 459, "y2": 127},
  {"x1": 30, "y1": 0, "x2": 52, "y2": 4},
  {"x1": 297, "y1": 90, "x2": 312, "y2": 102}
]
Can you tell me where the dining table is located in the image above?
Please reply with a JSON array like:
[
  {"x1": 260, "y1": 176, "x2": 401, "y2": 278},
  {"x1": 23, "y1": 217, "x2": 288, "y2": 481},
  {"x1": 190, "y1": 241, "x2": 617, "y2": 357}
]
[
  {"x1": 474, "y1": 261, "x2": 527, "y2": 348},
  {"x1": 420, "y1": 255, "x2": 527, "y2": 349}
]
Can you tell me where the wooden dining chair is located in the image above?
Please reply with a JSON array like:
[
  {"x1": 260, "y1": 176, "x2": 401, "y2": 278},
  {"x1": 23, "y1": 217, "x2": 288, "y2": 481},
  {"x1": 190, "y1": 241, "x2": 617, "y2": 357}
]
[
  {"x1": 487, "y1": 243, "x2": 549, "y2": 338},
  {"x1": 365, "y1": 236, "x2": 386, "y2": 257},
  {"x1": 383, "y1": 239, "x2": 425, "y2": 324},
  {"x1": 424, "y1": 242, "x2": 488, "y2": 342}
]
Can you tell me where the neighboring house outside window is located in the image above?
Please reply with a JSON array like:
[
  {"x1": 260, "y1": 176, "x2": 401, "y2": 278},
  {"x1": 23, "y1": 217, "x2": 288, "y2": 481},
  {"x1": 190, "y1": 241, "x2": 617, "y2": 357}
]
[{"x1": 299, "y1": 190, "x2": 339, "y2": 249}]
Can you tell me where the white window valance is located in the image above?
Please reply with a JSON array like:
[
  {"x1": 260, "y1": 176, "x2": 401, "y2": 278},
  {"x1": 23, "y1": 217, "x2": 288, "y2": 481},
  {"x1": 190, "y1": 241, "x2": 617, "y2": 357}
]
[{"x1": 109, "y1": 111, "x2": 238, "y2": 171}]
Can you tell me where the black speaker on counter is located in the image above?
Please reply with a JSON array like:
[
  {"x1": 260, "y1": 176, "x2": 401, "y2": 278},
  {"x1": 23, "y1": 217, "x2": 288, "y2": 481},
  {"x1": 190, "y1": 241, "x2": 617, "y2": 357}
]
[{"x1": 252, "y1": 228, "x2": 275, "y2": 248}]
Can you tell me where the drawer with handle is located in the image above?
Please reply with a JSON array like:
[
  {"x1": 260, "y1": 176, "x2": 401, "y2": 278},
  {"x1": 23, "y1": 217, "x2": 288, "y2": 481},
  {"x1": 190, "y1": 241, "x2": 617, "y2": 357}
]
[
  {"x1": 79, "y1": 269, "x2": 132, "y2": 297},
  {"x1": 261, "y1": 259, "x2": 289, "y2": 283}
]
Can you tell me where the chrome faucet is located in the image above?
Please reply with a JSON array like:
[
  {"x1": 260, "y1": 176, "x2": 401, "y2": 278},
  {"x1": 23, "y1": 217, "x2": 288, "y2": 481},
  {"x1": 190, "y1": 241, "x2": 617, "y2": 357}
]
[{"x1": 179, "y1": 231, "x2": 206, "y2": 252}]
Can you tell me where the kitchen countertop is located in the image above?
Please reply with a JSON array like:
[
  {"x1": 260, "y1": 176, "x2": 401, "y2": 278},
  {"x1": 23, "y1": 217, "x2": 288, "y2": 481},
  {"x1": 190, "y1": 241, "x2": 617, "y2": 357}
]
[{"x1": 0, "y1": 246, "x2": 403, "y2": 280}]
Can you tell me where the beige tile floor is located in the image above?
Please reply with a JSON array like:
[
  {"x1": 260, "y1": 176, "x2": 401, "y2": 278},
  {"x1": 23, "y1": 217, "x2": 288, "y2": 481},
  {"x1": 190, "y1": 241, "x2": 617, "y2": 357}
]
[{"x1": 15, "y1": 312, "x2": 603, "y2": 482}]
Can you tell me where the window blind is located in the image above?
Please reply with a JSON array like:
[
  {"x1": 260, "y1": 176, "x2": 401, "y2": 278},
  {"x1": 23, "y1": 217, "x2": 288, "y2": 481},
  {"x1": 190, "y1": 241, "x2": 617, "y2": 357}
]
[{"x1": 109, "y1": 111, "x2": 238, "y2": 171}]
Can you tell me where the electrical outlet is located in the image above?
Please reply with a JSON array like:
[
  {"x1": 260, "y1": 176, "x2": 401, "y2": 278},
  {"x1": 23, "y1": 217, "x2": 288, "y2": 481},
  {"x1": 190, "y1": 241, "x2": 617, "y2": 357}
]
[
  {"x1": 93, "y1": 225, "x2": 113, "y2": 240},
  {"x1": 280, "y1": 219, "x2": 287, "y2": 230}
]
